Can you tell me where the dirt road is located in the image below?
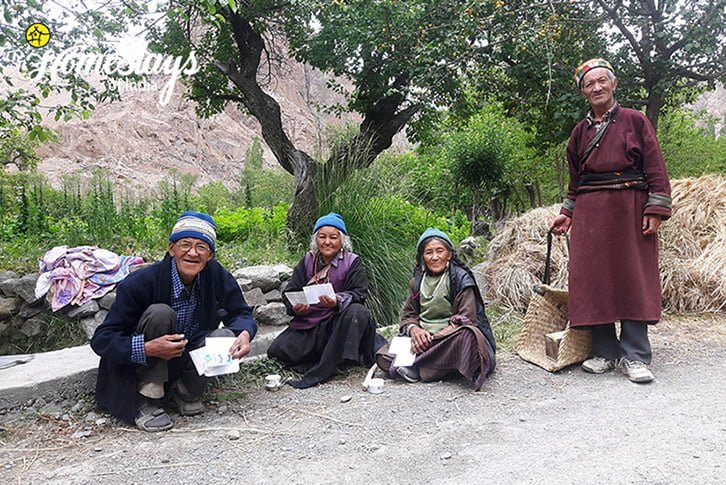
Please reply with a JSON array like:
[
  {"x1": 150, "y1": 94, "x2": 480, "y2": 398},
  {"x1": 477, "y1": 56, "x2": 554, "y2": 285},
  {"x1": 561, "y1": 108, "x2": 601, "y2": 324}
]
[{"x1": 2, "y1": 316, "x2": 725, "y2": 484}]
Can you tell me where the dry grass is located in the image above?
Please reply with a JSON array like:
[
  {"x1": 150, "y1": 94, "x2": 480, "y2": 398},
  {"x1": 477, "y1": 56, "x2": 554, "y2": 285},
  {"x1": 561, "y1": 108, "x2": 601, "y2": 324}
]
[{"x1": 483, "y1": 175, "x2": 726, "y2": 315}]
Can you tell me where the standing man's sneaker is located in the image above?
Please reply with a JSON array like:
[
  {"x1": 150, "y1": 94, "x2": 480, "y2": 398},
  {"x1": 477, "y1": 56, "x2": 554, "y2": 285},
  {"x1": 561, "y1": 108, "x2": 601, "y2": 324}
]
[
  {"x1": 618, "y1": 358, "x2": 654, "y2": 383},
  {"x1": 581, "y1": 356, "x2": 616, "y2": 374}
]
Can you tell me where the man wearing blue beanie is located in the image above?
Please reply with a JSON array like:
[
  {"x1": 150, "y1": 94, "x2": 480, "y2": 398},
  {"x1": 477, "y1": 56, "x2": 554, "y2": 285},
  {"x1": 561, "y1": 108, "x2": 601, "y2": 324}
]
[{"x1": 91, "y1": 211, "x2": 257, "y2": 431}]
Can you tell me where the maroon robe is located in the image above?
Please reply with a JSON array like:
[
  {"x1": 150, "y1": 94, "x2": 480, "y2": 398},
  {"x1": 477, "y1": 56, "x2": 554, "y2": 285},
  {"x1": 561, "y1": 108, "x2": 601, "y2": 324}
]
[{"x1": 561, "y1": 105, "x2": 671, "y2": 326}]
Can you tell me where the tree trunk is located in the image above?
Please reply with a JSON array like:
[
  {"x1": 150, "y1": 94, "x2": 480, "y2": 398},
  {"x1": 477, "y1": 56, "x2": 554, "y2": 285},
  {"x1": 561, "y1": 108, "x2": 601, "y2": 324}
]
[
  {"x1": 645, "y1": 89, "x2": 663, "y2": 132},
  {"x1": 220, "y1": 12, "x2": 417, "y2": 238}
]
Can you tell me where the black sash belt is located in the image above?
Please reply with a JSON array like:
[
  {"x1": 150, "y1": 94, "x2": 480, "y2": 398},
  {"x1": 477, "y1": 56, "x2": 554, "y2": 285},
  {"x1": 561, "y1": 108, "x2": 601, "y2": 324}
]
[{"x1": 577, "y1": 169, "x2": 648, "y2": 194}]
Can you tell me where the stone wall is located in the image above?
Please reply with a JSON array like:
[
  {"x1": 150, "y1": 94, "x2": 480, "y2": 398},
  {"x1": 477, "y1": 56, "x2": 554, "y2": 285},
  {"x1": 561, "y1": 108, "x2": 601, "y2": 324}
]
[{"x1": 0, "y1": 264, "x2": 294, "y2": 355}]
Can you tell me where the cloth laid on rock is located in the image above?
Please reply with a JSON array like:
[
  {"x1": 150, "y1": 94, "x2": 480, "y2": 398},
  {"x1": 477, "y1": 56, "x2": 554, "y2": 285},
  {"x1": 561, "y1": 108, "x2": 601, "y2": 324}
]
[{"x1": 35, "y1": 245, "x2": 144, "y2": 311}]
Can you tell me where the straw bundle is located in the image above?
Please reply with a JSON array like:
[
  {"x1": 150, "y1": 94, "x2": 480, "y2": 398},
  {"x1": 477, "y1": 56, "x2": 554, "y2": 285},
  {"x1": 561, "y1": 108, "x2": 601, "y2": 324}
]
[
  {"x1": 484, "y1": 206, "x2": 570, "y2": 313},
  {"x1": 484, "y1": 175, "x2": 726, "y2": 314},
  {"x1": 658, "y1": 175, "x2": 726, "y2": 312}
]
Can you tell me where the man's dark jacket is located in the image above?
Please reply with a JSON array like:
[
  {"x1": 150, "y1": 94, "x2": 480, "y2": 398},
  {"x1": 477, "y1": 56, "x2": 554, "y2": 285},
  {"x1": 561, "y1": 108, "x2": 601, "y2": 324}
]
[{"x1": 90, "y1": 254, "x2": 257, "y2": 422}]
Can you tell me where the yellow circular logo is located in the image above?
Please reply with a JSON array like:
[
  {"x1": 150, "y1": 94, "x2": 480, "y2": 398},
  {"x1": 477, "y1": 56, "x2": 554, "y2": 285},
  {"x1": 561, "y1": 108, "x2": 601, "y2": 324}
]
[{"x1": 25, "y1": 23, "x2": 51, "y2": 48}]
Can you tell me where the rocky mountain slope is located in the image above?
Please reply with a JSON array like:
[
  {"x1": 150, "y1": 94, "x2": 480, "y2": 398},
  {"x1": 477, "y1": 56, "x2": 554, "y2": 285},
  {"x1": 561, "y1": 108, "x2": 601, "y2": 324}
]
[{"x1": 19, "y1": 58, "x2": 366, "y2": 194}]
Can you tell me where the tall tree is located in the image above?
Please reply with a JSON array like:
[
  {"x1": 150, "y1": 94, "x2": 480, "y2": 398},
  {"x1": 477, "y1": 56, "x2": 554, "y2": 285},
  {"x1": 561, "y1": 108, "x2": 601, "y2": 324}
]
[
  {"x1": 595, "y1": 0, "x2": 726, "y2": 130},
  {"x1": 0, "y1": 0, "x2": 132, "y2": 139},
  {"x1": 467, "y1": 0, "x2": 725, "y2": 134},
  {"x1": 147, "y1": 0, "x2": 501, "y2": 237}
]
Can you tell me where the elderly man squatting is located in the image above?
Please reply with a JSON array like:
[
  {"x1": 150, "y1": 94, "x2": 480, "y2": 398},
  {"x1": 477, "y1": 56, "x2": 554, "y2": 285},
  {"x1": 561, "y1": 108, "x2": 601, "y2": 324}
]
[{"x1": 91, "y1": 211, "x2": 257, "y2": 431}]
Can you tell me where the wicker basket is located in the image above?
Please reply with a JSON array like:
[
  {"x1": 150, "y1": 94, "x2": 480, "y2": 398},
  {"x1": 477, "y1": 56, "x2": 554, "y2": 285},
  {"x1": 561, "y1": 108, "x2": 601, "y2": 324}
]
[
  {"x1": 516, "y1": 284, "x2": 592, "y2": 372},
  {"x1": 516, "y1": 230, "x2": 592, "y2": 372}
]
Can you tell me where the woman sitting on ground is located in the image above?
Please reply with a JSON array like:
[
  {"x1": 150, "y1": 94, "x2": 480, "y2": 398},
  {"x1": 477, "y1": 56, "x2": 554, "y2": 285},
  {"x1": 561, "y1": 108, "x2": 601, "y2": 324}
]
[
  {"x1": 380, "y1": 228, "x2": 496, "y2": 390},
  {"x1": 267, "y1": 212, "x2": 385, "y2": 389}
]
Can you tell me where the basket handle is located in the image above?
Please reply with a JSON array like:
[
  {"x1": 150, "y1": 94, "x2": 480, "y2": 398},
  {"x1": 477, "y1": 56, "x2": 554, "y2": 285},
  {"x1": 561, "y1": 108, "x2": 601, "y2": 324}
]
[{"x1": 543, "y1": 228, "x2": 570, "y2": 285}]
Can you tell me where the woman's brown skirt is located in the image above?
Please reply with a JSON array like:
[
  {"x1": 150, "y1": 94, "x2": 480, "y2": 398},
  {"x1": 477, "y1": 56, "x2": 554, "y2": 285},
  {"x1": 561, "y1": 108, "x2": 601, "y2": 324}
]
[{"x1": 376, "y1": 325, "x2": 490, "y2": 391}]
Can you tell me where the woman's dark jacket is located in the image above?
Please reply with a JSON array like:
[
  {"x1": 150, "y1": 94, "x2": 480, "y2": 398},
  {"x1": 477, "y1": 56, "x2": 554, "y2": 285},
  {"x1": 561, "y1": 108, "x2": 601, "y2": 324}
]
[{"x1": 90, "y1": 254, "x2": 257, "y2": 422}]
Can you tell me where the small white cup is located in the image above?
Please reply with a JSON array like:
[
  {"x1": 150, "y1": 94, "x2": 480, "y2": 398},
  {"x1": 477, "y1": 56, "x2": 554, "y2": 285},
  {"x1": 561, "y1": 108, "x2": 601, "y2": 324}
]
[
  {"x1": 265, "y1": 374, "x2": 281, "y2": 390},
  {"x1": 368, "y1": 378, "x2": 384, "y2": 394}
]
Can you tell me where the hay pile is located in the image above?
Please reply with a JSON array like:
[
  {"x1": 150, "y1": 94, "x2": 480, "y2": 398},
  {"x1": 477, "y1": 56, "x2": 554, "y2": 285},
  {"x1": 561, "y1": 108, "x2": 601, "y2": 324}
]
[
  {"x1": 483, "y1": 174, "x2": 726, "y2": 314},
  {"x1": 659, "y1": 175, "x2": 726, "y2": 313}
]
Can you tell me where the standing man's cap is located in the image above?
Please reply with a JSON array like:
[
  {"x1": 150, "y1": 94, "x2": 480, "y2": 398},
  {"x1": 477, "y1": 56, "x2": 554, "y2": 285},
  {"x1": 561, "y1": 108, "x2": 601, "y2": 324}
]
[
  {"x1": 574, "y1": 58, "x2": 615, "y2": 89},
  {"x1": 313, "y1": 212, "x2": 348, "y2": 235},
  {"x1": 169, "y1": 211, "x2": 217, "y2": 251}
]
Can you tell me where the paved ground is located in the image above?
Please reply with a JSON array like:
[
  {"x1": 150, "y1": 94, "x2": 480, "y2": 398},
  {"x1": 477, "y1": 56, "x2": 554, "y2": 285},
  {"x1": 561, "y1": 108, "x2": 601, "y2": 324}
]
[{"x1": 1, "y1": 315, "x2": 725, "y2": 484}]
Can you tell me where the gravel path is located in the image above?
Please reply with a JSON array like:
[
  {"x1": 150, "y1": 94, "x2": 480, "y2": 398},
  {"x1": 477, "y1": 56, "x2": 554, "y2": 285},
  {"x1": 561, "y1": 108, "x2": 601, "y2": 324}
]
[{"x1": 2, "y1": 315, "x2": 725, "y2": 484}]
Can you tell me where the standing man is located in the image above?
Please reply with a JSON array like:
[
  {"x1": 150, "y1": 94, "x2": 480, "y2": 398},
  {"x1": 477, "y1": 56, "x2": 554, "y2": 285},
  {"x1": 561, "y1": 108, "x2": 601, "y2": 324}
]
[
  {"x1": 91, "y1": 211, "x2": 257, "y2": 431},
  {"x1": 550, "y1": 59, "x2": 672, "y2": 383}
]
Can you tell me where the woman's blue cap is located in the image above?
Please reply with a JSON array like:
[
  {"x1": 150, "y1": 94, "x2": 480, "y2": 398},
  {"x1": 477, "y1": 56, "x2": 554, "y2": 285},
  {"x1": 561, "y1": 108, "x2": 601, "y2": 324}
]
[
  {"x1": 313, "y1": 212, "x2": 347, "y2": 235},
  {"x1": 417, "y1": 228, "x2": 453, "y2": 252}
]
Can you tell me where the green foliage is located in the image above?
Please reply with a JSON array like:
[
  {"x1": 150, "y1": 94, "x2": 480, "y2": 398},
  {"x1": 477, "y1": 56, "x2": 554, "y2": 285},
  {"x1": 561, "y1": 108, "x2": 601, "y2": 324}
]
[
  {"x1": 0, "y1": 127, "x2": 44, "y2": 171},
  {"x1": 214, "y1": 204, "x2": 288, "y2": 242},
  {"x1": 416, "y1": 104, "x2": 544, "y2": 221},
  {"x1": 238, "y1": 137, "x2": 294, "y2": 209},
  {"x1": 206, "y1": 357, "x2": 298, "y2": 401},
  {"x1": 197, "y1": 181, "x2": 236, "y2": 215},
  {"x1": 603, "y1": 0, "x2": 726, "y2": 126},
  {"x1": 658, "y1": 109, "x2": 726, "y2": 177},
  {"x1": 485, "y1": 303, "x2": 523, "y2": 351},
  {"x1": 1, "y1": 0, "x2": 130, "y2": 137}
]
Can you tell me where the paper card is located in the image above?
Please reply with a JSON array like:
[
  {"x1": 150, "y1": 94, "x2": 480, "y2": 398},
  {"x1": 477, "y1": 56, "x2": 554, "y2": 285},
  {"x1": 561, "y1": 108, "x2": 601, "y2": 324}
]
[
  {"x1": 302, "y1": 283, "x2": 335, "y2": 304},
  {"x1": 284, "y1": 291, "x2": 309, "y2": 306},
  {"x1": 285, "y1": 283, "x2": 336, "y2": 305},
  {"x1": 389, "y1": 336, "x2": 416, "y2": 367},
  {"x1": 189, "y1": 336, "x2": 240, "y2": 377}
]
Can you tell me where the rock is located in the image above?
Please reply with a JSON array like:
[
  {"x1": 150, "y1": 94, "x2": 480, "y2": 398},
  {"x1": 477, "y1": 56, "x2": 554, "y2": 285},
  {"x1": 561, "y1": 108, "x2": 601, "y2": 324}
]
[
  {"x1": 340, "y1": 395, "x2": 352, "y2": 403},
  {"x1": 236, "y1": 277, "x2": 254, "y2": 291},
  {"x1": 98, "y1": 292, "x2": 116, "y2": 310},
  {"x1": 0, "y1": 297, "x2": 20, "y2": 319},
  {"x1": 71, "y1": 430, "x2": 92, "y2": 439},
  {"x1": 459, "y1": 236, "x2": 478, "y2": 254},
  {"x1": 270, "y1": 264, "x2": 294, "y2": 281},
  {"x1": 66, "y1": 300, "x2": 100, "y2": 319},
  {"x1": 253, "y1": 302, "x2": 291, "y2": 326},
  {"x1": 20, "y1": 318, "x2": 45, "y2": 337},
  {"x1": 243, "y1": 287, "x2": 267, "y2": 307},
  {"x1": 0, "y1": 274, "x2": 41, "y2": 304},
  {"x1": 17, "y1": 301, "x2": 43, "y2": 319},
  {"x1": 80, "y1": 310, "x2": 107, "y2": 339},
  {"x1": 471, "y1": 262, "x2": 490, "y2": 302},
  {"x1": 263, "y1": 289, "x2": 282, "y2": 303},
  {"x1": 0, "y1": 271, "x2": 19, "y2": 283},
  {"x1": 233, "y1": 265, "x2": 293, "y2": 292},
  {"x1": 227, "y1": 429, "x2": 241, "y2": 440}
]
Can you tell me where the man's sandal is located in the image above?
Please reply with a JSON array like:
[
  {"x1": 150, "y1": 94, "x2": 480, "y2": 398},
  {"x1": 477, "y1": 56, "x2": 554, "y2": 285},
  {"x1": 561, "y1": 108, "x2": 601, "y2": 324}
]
[
  {"x1": 135, "y1": 403, "x2": 173, "y2": 432},
  {"x1": 170, "y1": 394, "x2": 204, "y2": 416}
]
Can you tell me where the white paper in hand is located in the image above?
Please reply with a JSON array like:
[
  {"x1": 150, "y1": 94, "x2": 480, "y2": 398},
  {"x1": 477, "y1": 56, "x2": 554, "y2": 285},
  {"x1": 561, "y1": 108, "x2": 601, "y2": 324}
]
[
  {"x1": 189, "y1": 336, "x2": 240, "y2": 377},
  {"x1": 389, "y1": 336, "x2": 416, "y2": 367},
  {"x1": 302, "y1": 283, "x2": 335, "y2": 304}
]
